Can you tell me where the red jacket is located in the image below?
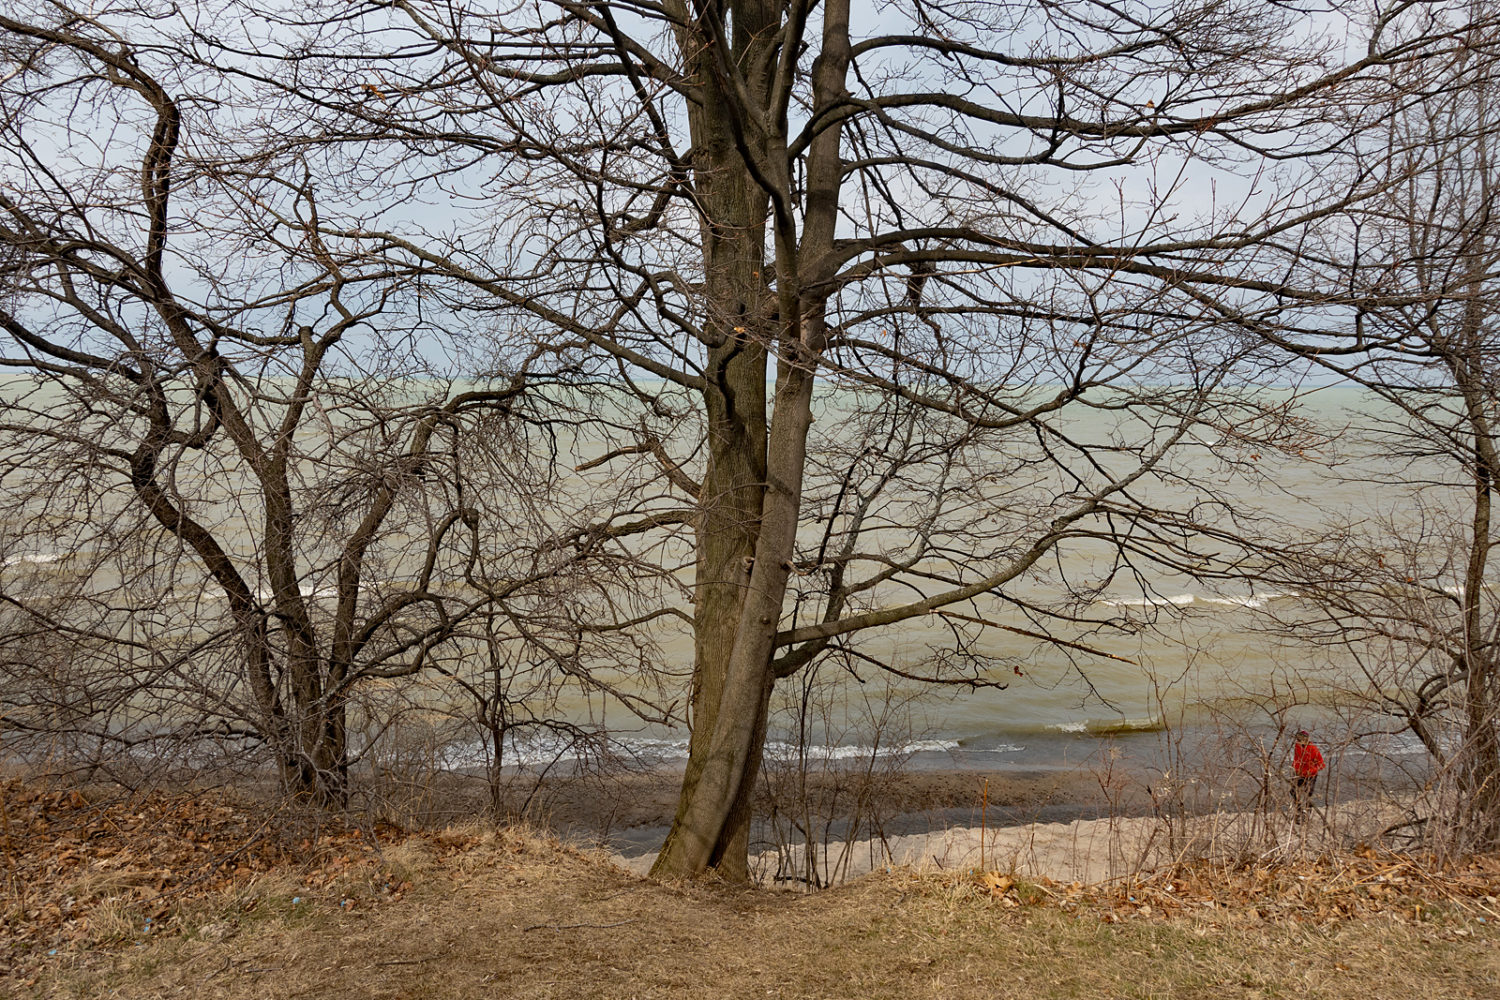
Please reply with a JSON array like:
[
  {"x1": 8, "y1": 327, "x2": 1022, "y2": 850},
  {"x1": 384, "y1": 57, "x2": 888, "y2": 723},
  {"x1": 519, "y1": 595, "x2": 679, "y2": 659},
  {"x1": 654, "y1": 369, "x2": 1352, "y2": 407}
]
[{"x1": 1293, "y1": 742, "x2": 1325, "y2": 778}]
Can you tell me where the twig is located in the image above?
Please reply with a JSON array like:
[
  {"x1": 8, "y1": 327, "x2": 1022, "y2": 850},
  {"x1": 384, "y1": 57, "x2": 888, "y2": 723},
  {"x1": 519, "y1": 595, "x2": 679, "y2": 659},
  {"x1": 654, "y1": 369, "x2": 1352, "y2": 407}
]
[
  {"x1": 522, "y1": 919, "x2": 636, "y2": 932},
  {"x1": 373, "y1": 956, "x2": 436, "y2": 967},
  {"x1": 980, "y1": 778, "x2": 989, "y2": 873},
  {"x1": 934, "y1": 610, "x2": 1137, "y2": 664}
]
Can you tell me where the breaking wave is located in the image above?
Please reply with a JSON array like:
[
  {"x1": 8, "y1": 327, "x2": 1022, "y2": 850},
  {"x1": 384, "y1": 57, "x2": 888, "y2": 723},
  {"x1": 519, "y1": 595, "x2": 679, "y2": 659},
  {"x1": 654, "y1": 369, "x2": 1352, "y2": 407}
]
[
  {"x1": 428, "y1": 734, "x2": 964, "y2": 770},
  {"x1": 1048, "y1": 717, "x2": 1166, "y2": 736},
  {"x1": 1094, "y1": 592, "x2": 1297, "y2": 610},
  {"x1": 1, "y1": 551, "x2": 70, "y2": 568}
]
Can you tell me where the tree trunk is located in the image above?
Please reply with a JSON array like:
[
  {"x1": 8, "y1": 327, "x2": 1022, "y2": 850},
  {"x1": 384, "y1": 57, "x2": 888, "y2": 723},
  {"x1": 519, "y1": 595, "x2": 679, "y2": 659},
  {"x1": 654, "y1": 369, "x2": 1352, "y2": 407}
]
[
  {"x1": 653, "y1": 327, "x2": 823, "y2": 878},
  {"x1": 652, "y1": 0, "x2": 849, "y2": 879},
  {"x1": 1459, "y1": 416, "x2": 1500, "y2": 844},
  {"x1": 1455, "y1": 325, "x2": 1500, "y2": 847},
  {"x1": 652, "y1": 332, "x2": 769, "y2": 878}
]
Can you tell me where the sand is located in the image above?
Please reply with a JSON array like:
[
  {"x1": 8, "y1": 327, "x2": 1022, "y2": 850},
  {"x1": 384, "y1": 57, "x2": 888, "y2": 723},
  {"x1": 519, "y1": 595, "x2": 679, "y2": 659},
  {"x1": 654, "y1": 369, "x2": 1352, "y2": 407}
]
[{"x1": 610, "y1": 797, "x2": 1413, "y2": 886}]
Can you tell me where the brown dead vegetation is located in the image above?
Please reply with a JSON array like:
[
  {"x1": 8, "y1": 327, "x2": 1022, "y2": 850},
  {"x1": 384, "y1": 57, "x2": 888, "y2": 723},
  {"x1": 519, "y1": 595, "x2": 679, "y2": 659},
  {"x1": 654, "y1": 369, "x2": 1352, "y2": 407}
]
[
  {"x1": 5, "y1": 782, "x2": 1500, "y2": 998},
  {"x1": 0, "y1": 777, "x2": 414, "y2": 967}
]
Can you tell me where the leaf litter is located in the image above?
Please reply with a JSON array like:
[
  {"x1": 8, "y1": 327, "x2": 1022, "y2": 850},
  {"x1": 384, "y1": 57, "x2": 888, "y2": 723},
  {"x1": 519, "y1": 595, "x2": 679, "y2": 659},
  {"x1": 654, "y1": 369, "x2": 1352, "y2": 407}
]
[
  {"x1": 6, "y1": 775, "x2": 1500, "y2": 995},
  {"x1": 927, "y1": 846, "x2": 1500, "y2": 932},
  {"x1": 0, "y1": 776, "x2": 472, "y2": 982}
]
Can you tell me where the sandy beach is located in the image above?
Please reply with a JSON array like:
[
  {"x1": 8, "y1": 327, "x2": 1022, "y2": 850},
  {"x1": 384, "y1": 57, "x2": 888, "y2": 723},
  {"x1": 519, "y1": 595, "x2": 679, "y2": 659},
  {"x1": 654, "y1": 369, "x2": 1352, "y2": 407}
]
[
  {"x1": 510, "y1": 760, "x2": 1150, "y2": 854},
  {"x1": 610, "y1": 796, "x2": 1414, "y2": 886},
  {"x1": 462, "y1": 746, "x2": 1416, "y2": 887}
]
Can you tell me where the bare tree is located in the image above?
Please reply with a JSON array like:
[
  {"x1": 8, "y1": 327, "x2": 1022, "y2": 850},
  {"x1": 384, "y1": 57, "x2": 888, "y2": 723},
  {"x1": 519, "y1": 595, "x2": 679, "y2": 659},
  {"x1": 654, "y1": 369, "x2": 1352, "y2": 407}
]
[
  {"x1": 6, "y1": 0, "x2": 1494, "y2": 878},
  {"x1": 1244, "y1": 34, "x2": 1500, "y2": 848},
  {"x1": 0, "y1": 9, "x2": 673, "y2": 804}
]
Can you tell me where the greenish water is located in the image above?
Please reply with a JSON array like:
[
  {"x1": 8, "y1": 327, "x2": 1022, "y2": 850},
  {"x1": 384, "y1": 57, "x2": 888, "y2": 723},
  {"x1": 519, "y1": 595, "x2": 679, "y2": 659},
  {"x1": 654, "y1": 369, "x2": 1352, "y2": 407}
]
[{"x1": 0, "y1": 381, "x2": 1471, "y2": 776}]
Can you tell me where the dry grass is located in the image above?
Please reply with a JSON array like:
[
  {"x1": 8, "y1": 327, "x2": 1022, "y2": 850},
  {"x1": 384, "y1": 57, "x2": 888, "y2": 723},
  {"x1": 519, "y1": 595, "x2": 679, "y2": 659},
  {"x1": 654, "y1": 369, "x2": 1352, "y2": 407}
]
[
  {"x1": 11, "y1": 820, "x2": 1500, "y2": 1000},
  {"x1": 0, "y1": 775, "x2": 411, "y2": 970}
]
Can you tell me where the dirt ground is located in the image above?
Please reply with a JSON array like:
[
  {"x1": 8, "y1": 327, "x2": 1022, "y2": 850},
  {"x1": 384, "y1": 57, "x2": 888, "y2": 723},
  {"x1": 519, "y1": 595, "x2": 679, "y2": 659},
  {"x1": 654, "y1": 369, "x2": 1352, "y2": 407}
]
[{"x1": 6, "y1": 782, "x2": 1500, "y2": 999}]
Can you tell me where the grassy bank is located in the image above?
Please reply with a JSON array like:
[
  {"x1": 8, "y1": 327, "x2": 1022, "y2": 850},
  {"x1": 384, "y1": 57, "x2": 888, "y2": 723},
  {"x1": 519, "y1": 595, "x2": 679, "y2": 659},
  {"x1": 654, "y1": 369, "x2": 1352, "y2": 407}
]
[{"x1": 5, "y1": 782, "x2": 1500, "y2": 999}]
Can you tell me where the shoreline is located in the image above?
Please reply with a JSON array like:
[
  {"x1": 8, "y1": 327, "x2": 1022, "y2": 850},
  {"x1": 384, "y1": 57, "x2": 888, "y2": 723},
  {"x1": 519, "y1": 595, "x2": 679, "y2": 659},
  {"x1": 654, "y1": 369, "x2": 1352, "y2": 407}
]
[
  {"x1": 517, "y1": 743, "x2": 1422, "y2": 881},
  {"x1": 4, "y1": 723, "x2": 1422, "y2": 876},
  {"x1": 610, "y1": 793, "x2": 1420, "y2": 886},
  {"x1": 521, "y1": 760, "x2": 1157, "y2": 859}
]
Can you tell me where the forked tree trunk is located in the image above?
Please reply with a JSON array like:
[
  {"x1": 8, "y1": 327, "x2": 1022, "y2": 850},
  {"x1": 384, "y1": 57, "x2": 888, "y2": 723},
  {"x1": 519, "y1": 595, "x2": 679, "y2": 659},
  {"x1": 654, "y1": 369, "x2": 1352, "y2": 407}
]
[
  {"x1": 653, "y1": 335, "x2": 823, "y2": 878},
  {"x1": 652, "y1": 334, "x2": 771, "y2": 878},
  {"x1": 652, "y1": 0, "x2": 849, "y2": 879}
]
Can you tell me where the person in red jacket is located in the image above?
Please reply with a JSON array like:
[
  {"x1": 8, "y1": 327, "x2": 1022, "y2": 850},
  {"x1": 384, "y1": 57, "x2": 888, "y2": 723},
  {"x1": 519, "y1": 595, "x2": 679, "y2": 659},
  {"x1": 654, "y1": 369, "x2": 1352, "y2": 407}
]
[{"x1": 1291, "y1": 730, "x2": 1326, "y2": 819}]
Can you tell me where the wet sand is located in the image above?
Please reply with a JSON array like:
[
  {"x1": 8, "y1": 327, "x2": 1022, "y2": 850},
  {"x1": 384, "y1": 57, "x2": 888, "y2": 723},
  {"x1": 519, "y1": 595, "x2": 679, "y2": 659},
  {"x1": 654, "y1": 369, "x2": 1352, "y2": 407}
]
[
  {"x1": 609, "y1": 795, "x2": 1414, "y2": 886},
  {"x1": 396, "y1": 737, "x2": 1412, "y2": 886},
  {"x1": 509, "y1": 761, "x2": 1159, "y2": 858}
]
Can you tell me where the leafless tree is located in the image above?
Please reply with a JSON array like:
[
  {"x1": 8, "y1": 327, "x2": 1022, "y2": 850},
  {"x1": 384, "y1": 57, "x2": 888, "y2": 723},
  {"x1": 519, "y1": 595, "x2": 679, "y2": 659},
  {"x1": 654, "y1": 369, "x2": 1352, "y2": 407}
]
[
  {"x1": 5, "y1": 0, "x2": 1495, "y2": 878},
  {"x1": 1242, "y1": 21, "x2": 1500, "y2": 849},
  {"x1": 0, "y1": 8, "x2": 675, "y2": 804}
]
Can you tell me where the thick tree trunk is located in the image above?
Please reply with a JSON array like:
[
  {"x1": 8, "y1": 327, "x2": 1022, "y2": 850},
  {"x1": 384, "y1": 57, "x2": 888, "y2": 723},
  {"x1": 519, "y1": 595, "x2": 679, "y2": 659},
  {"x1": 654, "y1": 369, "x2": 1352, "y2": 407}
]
[
  {"x1": 652, "y1": 333, "x2": 769, "y2": 878},
  {"x1": 653, "y1": 332, "x2": 822, "y2": 878},
  {"x1": 652, "y1": 0, "x2": 850, "y2": 879},
  {"x1": 650, "y1": 107, "x2": 773, "y2": 870}
]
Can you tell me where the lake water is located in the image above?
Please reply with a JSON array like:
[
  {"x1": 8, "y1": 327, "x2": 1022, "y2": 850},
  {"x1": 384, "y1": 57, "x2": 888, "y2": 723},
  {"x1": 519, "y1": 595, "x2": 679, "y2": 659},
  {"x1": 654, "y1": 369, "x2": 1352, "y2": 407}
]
[
  {"x1": 416, "y1": 385, "x2": 1454, "y2": 783},
  {"x1": 0, "y1": 382, "x2": 1464, "y2": 783}
]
